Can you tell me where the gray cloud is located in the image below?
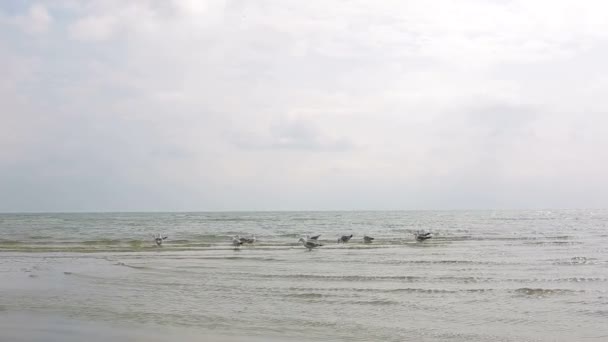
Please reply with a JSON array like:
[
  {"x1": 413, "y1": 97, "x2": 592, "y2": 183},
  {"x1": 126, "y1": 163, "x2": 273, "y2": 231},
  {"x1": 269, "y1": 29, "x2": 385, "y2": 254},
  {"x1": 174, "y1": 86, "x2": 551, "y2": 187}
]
[
  {"x1": 1, "y1": 0, "x2": 608, "y2": 211},
  {"x1": 232, "y1": 117, "x2": 355, "y2": 151}
]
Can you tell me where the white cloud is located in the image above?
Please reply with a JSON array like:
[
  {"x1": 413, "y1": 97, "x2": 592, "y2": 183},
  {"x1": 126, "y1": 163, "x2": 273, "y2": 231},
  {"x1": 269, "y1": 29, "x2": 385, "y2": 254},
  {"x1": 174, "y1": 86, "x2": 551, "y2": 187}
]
[
  {"x1": 69, "y1": 14, "x2": 119, "y2": 41},
  {"x1": 67, "y1": 2, "x2": 162, "y2": 41},
  {"x1": 8, "y1": 3, "x2": 52, "y2": 34}
]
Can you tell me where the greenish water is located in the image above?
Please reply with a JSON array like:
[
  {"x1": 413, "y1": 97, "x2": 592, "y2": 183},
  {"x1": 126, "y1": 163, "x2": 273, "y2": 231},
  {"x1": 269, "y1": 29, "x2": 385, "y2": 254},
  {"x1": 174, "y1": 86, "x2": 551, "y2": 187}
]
[{"x1": 1, "y1": 210, "x2": 607, "y2": 341}]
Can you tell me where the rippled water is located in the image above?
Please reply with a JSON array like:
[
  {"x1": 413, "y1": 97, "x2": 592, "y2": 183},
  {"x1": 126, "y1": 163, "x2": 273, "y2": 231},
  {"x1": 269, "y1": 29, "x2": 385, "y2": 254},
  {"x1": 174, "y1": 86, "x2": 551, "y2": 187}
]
[{"x1": 1, "y1": 210, "x2": 607, "y2": 341}]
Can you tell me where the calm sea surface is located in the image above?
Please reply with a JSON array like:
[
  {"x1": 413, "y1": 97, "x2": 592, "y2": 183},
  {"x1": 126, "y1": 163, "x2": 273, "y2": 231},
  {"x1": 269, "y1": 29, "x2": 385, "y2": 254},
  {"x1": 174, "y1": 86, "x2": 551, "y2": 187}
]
[{"x1": 1, "y1": 210, "x2": 607, "y2": 341}]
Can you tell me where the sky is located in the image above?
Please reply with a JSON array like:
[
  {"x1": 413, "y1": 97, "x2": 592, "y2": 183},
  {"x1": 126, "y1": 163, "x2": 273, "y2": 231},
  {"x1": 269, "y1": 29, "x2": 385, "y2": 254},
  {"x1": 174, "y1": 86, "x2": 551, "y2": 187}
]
[{"x1": 1, "y1": 0, "x2": 608, "y2": 212}]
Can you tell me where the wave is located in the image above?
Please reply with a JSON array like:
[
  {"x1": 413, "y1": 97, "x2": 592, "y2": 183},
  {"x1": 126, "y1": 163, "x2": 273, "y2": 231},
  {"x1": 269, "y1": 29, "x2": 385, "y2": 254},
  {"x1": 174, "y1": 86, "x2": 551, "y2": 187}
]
[
  {"x1": 435, "y1": 276, "x2": 608, "y2": 283},
  {"x1": 114, "y1": 262, "x2": 149, "y2": 269},
  {"x1": 552, "y1": 256, "x2": 600, "y2": 265},
  {"x1": 0, "y1": 239, "x2": 24, "y2": 245},
  {"x1": 513, "y1": 288, "x2": 582, "y2": 297},
  {"x1": 251, "y1": 274, "x2": 425, "y2": 282},
  {"x1": 283, "y1": 287, "x2": 582, "y2": 296},
  {"x1": 490, "y1": 216, "x2": 556, "y2": 221},
  {"x1": 82, "y1": 239, "x2": 124, "y2": 245},
  {"x1": 202, "y1": 217, "x2": 267, "y2": 222},
  {"x1": 282, "y1": 286, "x2": 498, "y2": 295},
  {"x1": 580, "y1": 309, "x2": 608, "y2": 318},
  {"x1": 327, "y1": 299, "x2": 399, "y2": 306},
  {"x1": 282, "y1": 293, "x2": 400, "y2": 306},
  {"x1": 524, "y1": 241, "x2": 583, "y2": 246},
  {"x1": 28, "y1": 235, "x2": 54, "y2": 240},
  {"x1": 285, "y1": 293, "x2": 325, "y2": 299},
  {"x1": 376, "y1": 259, "x2": 509, "y2": 266}
]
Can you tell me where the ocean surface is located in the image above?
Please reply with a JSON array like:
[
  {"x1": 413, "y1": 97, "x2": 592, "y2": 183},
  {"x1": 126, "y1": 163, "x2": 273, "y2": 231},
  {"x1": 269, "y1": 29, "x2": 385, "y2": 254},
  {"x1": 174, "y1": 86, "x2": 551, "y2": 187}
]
[{"x1": 1, "y1": 210, "x2": 607, "y2": 341}]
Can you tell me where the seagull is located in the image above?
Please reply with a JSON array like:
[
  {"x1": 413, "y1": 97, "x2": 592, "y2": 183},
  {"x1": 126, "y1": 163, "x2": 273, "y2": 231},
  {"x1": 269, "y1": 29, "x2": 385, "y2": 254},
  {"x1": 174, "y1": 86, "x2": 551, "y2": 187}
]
[
  {"x1": 415, "y1": 231, "x2": 433, "y2": 241},
  {"x1": 232, "y1": 236, "x2": 243, "y2": 248},
  {"x1": 306, "y1": 234, "x2": 321, "y2": 241},
  {"x1": 154, "y1": 234, "x2": 168, "y2": 246},
  {"x1": 363, "y1": 235, "x2": 374, "y2": 243},
  {"x1": 238, "y1": 235, "x2": 256, "y2": 244},
  {"x1": 298, "y1": 237, "x2": 323, "y2": 251},
  {"x1": 337, "y1": 234, "x2": 353, "y2": 243}
]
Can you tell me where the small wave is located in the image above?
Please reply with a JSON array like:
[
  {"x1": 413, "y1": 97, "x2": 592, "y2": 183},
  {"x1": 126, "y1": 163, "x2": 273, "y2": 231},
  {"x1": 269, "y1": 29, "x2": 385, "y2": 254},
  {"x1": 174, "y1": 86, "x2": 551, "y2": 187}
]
[
  {"x1": 552, "y1": 256, "x2": 597, "y2": 265},
  {"x1": 0, "y1": 239, "x2": 24, "y2": 245},
  {"x1": 83, "y1": 239, "x2": 123, "y2": 245},
  {"x1": 283, "y1": 286, "x2": 494, "y2": 295},
  {"x1": 253, "y1": 274, "x2": 424, "y2": 282},
  {"x1": 387, "y1": 288, "x2": 457, "y2": 294},
  {"x1": 495, "y1": 277, "x2": 607, "y2": 283},
  {"x1": 524, "y1": 241, "x2": 582, "y2": 246},
  {"x1": 550, "y1": 235, "x2": 573, "y2": 240},
  {"x1": 464, "y1": 288, "x2": 495, "y2": 293},
  {"x1": 277, "y1": 233, "x2": 302, "y2": 238},
  {"x1": 344, "y1": 287, "x2": 494, "y2": 294},
  {"x1": 490, "y1": 217, "x2": 554, "y2": 221},
  {"x1": 197, "y1": 256, "x2": 282, "y2": 262},
  {"x1": 299, "y1": 298, "x2": 399, "y2": 306},
  {"x1": 436, "y1": 276, "x2": 493, "y2": 283},
  {"x1": 163, "y1": 239, "x2": 191, "y2": 244},
  {"x1": 203, "y1": 217, "x2": 258, "y2": 222},
  {"x1": 174, "y1": 235, "x2": 236, "y2": 243},
  {"x1": 28, "y1": 235, "x2": 53, "y2": 240},
  {"x1": 580, "y1": 309, "x2": 608, "y2": 318},
  {"x1": 114, "y1": 262, "x2": 149, "y2": 269},
  {"x1": 513, "y1": 288, "x2": 580, "y2": 297},
  {"x1": 380, "y1": 259, "x2": 506, "y2": 266},
  {"x1": 348, "y1": 299, "x2": 398, "y2": 306},
  {"x1": 551, "y1": 277, "x2": 607, "y2": 283},
  {"x1": 286, "y1": 293, "x2": 325, "y2": 299},
  {"x1": 57, "y1": 272, "x2": 111, "y2": 282},
  {"x1": 288, "y1": 217, "x2": 324, "y2": 221}
]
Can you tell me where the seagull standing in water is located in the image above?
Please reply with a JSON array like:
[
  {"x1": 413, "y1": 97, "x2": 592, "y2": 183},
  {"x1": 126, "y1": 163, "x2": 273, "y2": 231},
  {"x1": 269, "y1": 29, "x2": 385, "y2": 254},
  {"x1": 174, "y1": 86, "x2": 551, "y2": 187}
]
[
  {"x1": 414, "y1": 231, "x2": 433, "y2": 241},
  {"x1": 237, "y1": 235, "x2": 256, "y2": 244},
  {"x1": 232, "y1": 236, "x2": 243, "y2": 249},
  {"x1": 154, "y1": 234, "x2": 168, "y2": 246},
  {"x1": 337, "y1": 234, "x2": 353, "y2": 243},
  {"x1": 298, "y1": 238, "x2": 323, "y2": 251},
  {"x1": 363, "y1": 235, "x2": 374, "y2": 243}
]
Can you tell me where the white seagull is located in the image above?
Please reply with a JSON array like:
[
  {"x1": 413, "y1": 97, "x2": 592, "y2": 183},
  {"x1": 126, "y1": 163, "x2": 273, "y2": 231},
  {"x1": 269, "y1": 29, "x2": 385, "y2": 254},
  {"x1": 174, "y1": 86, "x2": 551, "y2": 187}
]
[
  {"x1": 298, "y1": 237, "x2": 323, "y2": 251},
  {"x1": 154, "y1": 234, "x2": 168, "y2": 246},
  {"x1": 232, "y1": 236, "x2": 244, "y2": 248}
]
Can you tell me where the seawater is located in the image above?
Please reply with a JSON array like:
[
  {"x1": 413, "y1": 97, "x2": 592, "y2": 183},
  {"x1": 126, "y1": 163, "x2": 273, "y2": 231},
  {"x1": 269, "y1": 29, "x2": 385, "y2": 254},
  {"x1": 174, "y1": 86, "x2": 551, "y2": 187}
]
[{"x1": 1, "y1": 210, "x2": 607, "y2": 341}]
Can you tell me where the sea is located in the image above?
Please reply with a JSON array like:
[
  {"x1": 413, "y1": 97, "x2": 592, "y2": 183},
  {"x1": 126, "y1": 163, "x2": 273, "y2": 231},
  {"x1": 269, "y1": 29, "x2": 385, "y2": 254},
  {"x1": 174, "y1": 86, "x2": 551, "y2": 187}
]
[{"x1": 1, "y1": 210, "x2": 607, "y2": 341}]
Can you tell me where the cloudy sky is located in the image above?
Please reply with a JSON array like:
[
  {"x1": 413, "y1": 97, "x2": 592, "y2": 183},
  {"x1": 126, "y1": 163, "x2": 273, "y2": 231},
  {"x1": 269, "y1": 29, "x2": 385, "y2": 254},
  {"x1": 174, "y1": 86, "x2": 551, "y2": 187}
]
[{"x1": 1, "y1": 0, "x2": 608, "y2": 212}]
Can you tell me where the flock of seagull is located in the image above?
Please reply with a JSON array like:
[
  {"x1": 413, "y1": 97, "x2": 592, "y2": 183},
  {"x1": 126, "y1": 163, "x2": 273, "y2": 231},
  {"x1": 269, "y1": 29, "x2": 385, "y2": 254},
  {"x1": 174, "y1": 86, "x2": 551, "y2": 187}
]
[
  {"x1": 294, "y1": 232, "x2": 432, "y2": 251},
  {"x1": 153, "y1": 231, "x2": 433, "y2": 250}
]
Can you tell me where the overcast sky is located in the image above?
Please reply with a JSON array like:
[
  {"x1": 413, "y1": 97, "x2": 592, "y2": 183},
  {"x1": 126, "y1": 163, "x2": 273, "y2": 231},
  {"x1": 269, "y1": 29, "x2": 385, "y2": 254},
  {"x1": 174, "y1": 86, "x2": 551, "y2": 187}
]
[{"x1": 1, "y1": 0, "x2": 608, "y2": 212}]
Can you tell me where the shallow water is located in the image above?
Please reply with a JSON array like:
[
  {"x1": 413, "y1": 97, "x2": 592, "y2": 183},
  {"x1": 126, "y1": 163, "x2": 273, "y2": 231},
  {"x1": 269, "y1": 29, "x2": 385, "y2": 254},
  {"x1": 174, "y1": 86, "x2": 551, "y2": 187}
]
[{"x1": 1, "y1": 210, "x2": 607, "y2": 341}]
